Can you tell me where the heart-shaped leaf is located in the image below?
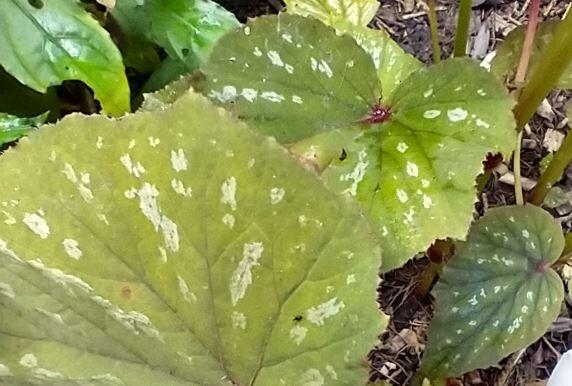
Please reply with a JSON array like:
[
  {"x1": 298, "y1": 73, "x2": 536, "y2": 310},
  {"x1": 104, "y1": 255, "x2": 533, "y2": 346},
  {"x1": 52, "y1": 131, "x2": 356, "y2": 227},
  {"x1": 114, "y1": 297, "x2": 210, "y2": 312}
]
[
  {"x1": 491, "y1": 21, "x2": 572, "y2": 89},
  {"x1": 200, "y1": 15, "x2": 516, "y2": 270},
  {"x1": 284, "y1": 0, "x2": 379, "y2": 27},
  {"x1": 420, "y1": 205, "x2": 564, "y2": 380},
  {"x1": 0, "y1": 0, "x2": 129, "y2": 116},
  {"x1": 0, "y1": 112, "x2": 48, "y2": 145},
  {"x1": 0, "y1": 91, "x2": 384, "y2": 385}
]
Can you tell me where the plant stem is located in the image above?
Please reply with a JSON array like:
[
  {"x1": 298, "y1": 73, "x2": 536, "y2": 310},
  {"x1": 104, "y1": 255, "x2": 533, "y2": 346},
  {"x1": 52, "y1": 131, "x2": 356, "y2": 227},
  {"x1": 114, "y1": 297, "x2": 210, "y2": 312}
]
[
  {"x1": 515, "y1": 0, "x2": 541, "y2": 83},
  {"x1": 514, "y1": 130, "x2": 524, "y2": 205},
  {"x1": 427, "y1": 0, "x2": 442, "y2": 63},
  {"x1": 528, "y1": 125, "x2": 572, "y2": 205},
  {"x1": 453, "y1": 0, "x2": 472, "y2": 57},
  {"x1": 514, "y1": 11, "x2": 572, "y2": 131}
]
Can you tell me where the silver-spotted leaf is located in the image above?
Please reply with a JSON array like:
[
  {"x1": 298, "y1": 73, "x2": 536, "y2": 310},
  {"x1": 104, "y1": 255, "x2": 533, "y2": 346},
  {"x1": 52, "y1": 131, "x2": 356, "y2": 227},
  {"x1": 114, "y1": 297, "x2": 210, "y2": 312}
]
[
  {"x1": 0, "y1": 91, "x2": 385, "y2": 385},
  {"x1": 491, "y1": 21, "x2": 572, "y2": 89},
  {"x1": 285, "y1": 0, "x2": 379, "y2": 27},
  {"x1": 0, "y1": 112, "x2": 48, "y2": 145},
  {"x1": 201, "y1": 14, "x2": 380, "y2": 143},
  {"x1": 0, "y1": 0, "x2": 130, "y2": 116},
  {"x1": 420, "y1": 205, "x2": 564, "y2": 380},
  {"x1": 323, "y1": 58, "x2": 516, "y2": 270}
]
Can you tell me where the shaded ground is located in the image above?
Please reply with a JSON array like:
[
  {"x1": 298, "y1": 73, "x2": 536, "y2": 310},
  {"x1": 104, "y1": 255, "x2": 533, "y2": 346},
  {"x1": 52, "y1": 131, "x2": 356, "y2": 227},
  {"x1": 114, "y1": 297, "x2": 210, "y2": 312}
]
[{"x1": 217, "y1": 1, "x2": 572, "y2": 385}]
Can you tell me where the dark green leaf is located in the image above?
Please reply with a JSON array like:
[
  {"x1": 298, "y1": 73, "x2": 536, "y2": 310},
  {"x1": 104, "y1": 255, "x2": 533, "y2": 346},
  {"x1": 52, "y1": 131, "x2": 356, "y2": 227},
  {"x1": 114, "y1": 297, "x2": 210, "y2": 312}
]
[
  {"x1": 421, "y1": 205, "x2": 564, "y2": 380},
  {"x1": 0, "y1": 0, "x2": 130, "y2": 115}
]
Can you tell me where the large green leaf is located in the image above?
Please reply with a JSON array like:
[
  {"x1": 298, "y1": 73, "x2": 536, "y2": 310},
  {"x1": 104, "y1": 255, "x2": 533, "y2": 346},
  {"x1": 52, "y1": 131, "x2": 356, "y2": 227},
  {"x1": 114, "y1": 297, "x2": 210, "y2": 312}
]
[
  {"x1": 0, "y1": 0, "x2": 129, "y2": 116},
  {"x1": 201, "y1": 15, "x2": 516, "y2": 270},
  {"x1": 285, "y1": 0, "x2": 379, "y2": 27},
  {"x1": 420, "y1": 205, "x2": 564, "y2": 380},
  {"x1": 0, "y1": 91, "x2": 384, "y2": 385},
  {"x1": 0, "y1": 112, "x2": 48, "y2": 146},
  {"x1": 201, "y1": 14, "x2": 380, "y2": 143},
  {"x1": 491, "y1": 21, "x2": 572, "y2": 89}
]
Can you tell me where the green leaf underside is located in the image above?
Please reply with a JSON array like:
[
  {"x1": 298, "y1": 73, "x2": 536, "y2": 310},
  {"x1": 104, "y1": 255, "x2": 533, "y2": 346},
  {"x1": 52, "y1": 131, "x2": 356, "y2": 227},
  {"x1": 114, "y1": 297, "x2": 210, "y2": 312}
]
[
  {"x1": 0, "y1": 0, "x2": 129, "y2": 116},
  {"x1": 284, "y1": 0, "x2": 379, "y2": 27},
  {"x1": 491, "y1": 21, "x2": 572, "y2": 89},
  {"x1": 0, "y1": 91, "x2": 384, "y2": 385},
  {"x1": 201, "y1": 14, "x2": 381, "y2": 143},
  {"x1": 202, "y1": 17, "x2": 515, "y2": 271},
  {"x1": 421, "y1": 205, "x2": 564, "y2": 380},
  {"x1": 0, "y1": 112, "x2": 48, "y2": 145}
]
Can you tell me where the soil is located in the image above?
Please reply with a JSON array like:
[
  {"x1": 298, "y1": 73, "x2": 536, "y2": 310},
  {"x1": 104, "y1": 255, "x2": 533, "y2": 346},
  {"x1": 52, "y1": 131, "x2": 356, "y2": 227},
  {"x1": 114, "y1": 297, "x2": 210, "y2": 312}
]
[{"x1": 216, "y1": 1, "x2": 572, "y2": 385}]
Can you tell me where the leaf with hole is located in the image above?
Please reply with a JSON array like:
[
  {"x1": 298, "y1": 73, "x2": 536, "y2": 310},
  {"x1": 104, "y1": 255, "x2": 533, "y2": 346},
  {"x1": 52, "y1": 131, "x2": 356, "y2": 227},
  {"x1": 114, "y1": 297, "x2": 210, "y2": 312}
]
[
  {"x1": 0, "y1": 0, "x2": 129, "y2": 116},
  {"x1": 0, "y1": 91, "x2": 384, "y2": 385},
  {"x1": 200, "y1": 14, "x2": 516, "y2": 270},
  {"x1": 420, "y1": 205, "x2": 564, "y2": 380},
  {"x1": 491, "y1": 21, "x2": 572, "y2": 89}
]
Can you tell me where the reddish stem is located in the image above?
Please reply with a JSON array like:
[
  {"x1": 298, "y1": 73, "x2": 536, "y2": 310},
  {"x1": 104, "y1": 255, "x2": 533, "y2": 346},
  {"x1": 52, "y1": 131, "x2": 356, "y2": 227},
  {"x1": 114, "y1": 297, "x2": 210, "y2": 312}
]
[{"x1": 515, "y1": 0, "x2": 541, "y2": 83}]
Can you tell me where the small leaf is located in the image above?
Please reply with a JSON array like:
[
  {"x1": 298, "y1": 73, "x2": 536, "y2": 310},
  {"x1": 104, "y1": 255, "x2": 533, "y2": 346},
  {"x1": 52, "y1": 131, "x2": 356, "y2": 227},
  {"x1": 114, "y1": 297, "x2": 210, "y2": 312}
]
[
  {"x1": 0, "y1": 0, "x2": 130, "y2": 115},
  {"x1": 0, "y1": 112, "x2": 48, "y2": 145},
  {"x1": 201, "y1": 14, "x2": 380, "y2": 143},
  {"x1": 285, "y1": 0, "x2": 379, "y2": 27},
  {"x1": 420, "y1": 205, "x2": 564, "y2": 380},
  {"x1": 140, "y1": 75, "x2": 194, "y2": 112},
  {"x1": 149, "y1": 0, "x2": 240, "y2": 71},
  {"x1": 0, "y1": 91, "x2": 384, "y2": 384},
  {"x1": 491, "y1": 21, "x2": 572, "y2": 89}
]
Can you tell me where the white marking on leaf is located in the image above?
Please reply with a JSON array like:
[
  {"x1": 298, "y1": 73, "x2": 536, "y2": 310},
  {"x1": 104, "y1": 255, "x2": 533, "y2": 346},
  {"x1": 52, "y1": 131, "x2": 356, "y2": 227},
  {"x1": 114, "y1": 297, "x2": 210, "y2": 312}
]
[
  {"x1": 301, "y1": 368, "x2": 325, "y2": 386},
  {"x1": 340, "y1": 149, "x2": 368, "y2": 196},
  {"x1": 422, "y1": 195, "x2": 433, "y2": 209},
  {"x1": 62, "y1": 239, "x2": 82, "y2": 260},
  {"x1": 230, "y1": 242, "x2": 264, "y2": 306},
  {"x1": 306, "y1": 297, "x2": 345, "y2": 326},
  {"x1": 423, "y1": 110, "x2": 441, "y2": 119},
  {"x1": 476, "y1": 118, "x2": 491, "y2": 128},
  {"x1": 241, "y1": 88, "x2": 258, "y2": 102},
  {"x1": 62, "y1": 163, "x2": 77, "y2": 183},
  {"x1": 396, "y1": 189, "x2": 408, "y2": 203},
  {"x1": 253, "y1": 46, "x2": 262, "y2": 56},
  {"x1": 2, "y1": 210, "x2": 16, "y2": 225},
  {"x1": 19, "y1": 354, "x2": 38, "y2": 368},
  {"x1": 281, "y1": 33, "x2": 293, "y2": 43},
  {"x1": 289, "y1": 325, "x2": 308, "y2": 345},
  {"x1": 135, "y1": 183, "x2": 180, "y2": 252},
  {"x1": 406, "y1": 161, "x2": 419, "y2": 177},
  {"x1": 222, "y1": 213, "x2": 235, "y2": 228},
  {"x1": 148, "y1": 137, "x2": 160, "y2": 147},
  {"x1": 447, "y1": 108, "x2": 468, "y2": 122},
  {"x1": 170, "y1": 149, "x2": 188, "y2": 172},
  {"x1": 292, "y1": 95, "x2": 303, "y2": 104},
  {"x1": 261, "y1": 91, "x2": 285, "y2": 103},
  {"x1": 522, "y1": 229, "x2": 530, "y2": 238},
  {"x1": 120, "y1": 154, "x2": 146, "y2": 178},
  {"x1": 177, "y1": 276, "x2": 196, "y2": 303},
  {"x1": 270, "y1": 187, "x2": 285, "y2": 205},
  {"x1": 396, "y1": 142, "x2": 408, "y2": 153},
  {"x1": 267, "y1": 50, "x2": 284, "y2": 67},
  {"x1": 423, "y1": 89, "x2": 433, "y2": 98},
  {"x1": 346, "y1": 274, "x2": 356, "y2": 284},
  {"x1": 23, "y1": 212, "x2": 50, "y2": 239},
  {"x1": 220, "y1": 177, "x2": 237, "y2": 211},
  {"x1": 29, "y1": 259, "x2": 93, "y2": 293},
  {"x1": 231, "y1": 311, "x2": 247, "y2": 329},
  {"x1": 171, "y1": 179, "x2": 192, "y2": 197},
  {"x1": 96, "y1": 136, "x2": 103, "y2": 149}
]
